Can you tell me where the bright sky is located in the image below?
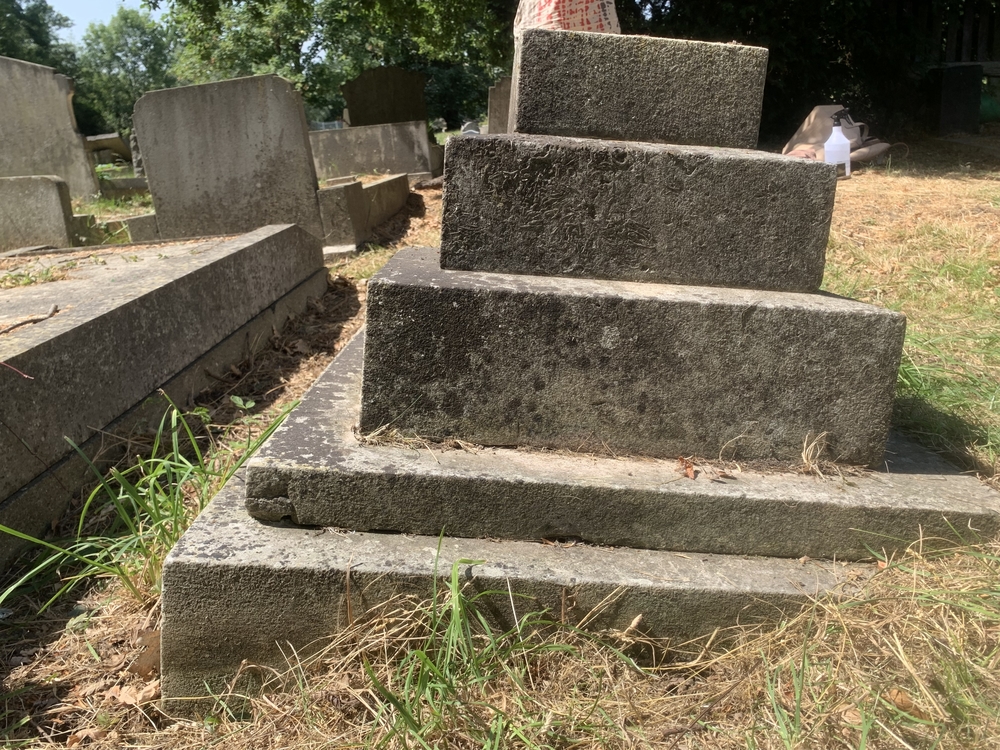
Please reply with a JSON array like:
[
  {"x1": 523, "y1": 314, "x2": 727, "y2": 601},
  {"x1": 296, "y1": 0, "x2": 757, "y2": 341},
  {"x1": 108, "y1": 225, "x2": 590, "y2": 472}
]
[{"x1": 47, "y1": 0, "x2": 163, "y2": 42}]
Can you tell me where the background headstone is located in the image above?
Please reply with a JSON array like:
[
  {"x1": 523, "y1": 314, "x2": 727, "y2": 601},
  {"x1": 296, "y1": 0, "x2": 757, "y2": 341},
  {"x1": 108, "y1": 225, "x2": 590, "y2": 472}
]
[
  {"x1": 0, "y1": 175, "x2": 74, "y2": 252},
  {"x1": 487, "y1": 76, "x2": 512, "y2": 134},
  {"x1": 0, "y1": 56, "x2": 99, "y2": 198},
  {"x1": 133, "y1": 75, "x2": 324, "y2": 240},
  {"x1": 340, "y1": 67, "x2": 427, "y2": 127}
]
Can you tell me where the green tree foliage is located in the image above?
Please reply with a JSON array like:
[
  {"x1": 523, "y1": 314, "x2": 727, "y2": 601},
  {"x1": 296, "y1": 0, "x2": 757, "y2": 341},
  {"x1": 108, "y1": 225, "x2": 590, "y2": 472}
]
[
  {"x1": 162, "y1": 0, "x2": 516, "y2": 125},
  {"x1": 0, "y1": 0, "x2": 76, "y2": 70},
  {"x1": 76, "y1": 8, "x2": 177, "y2": 136}
]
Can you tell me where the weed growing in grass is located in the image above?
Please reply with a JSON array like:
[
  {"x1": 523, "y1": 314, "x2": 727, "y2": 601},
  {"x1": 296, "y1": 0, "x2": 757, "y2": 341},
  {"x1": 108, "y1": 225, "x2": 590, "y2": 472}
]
[{"x1": 0, "y1": 396, "x2": 294, "y2": 612}]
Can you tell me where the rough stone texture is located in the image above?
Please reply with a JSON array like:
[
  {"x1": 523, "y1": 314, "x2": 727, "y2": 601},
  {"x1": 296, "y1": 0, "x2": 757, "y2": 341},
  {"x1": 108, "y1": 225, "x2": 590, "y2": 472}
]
[
  {"x1": 0, "y1": 267, "x2": 328, "y2": 569},
  {"x1": 441, "y1": 135, "x2": 835, "y2": 291},
  {"x1": 133, "y1": 75, "x2": 324, "y2": 240},
  {"x1": 0, "y1": 56, "x2": 99, "y2": 198},
  {"x1": 511, "y1": 30, "x2": 767, "y2": 148},
  {"x1": 309, "y1": 121, "x2": 442, "y2": 181},
  {"x1": 0, "y1": 225, "x2": 323, "y2": 515},
  {"x1": 487, "y1": 77, "x2": 512, "y2": 134},
  {"x1": 0, "y1": 176, "x2": 74, "y2": 252},
  {"x1": 126, "y1": 214, "x2": 160, "y2": 243},
  {"x1": 248, "y1": 331, "x2": 998, "y2": 559},
  {"x1": 163, "y1": 469, "x2": 861, "y2": 714},
  {"x1": 360, "y1": 248, "x2": 906, "y2": 465},
  {"x1": 340, "y1": 67, "x2": 427, "y2": 127}
]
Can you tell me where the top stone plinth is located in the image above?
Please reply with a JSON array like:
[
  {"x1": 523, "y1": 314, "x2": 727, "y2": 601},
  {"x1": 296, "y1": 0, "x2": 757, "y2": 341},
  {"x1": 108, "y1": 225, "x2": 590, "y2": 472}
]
[{"x1": 511, "y1": 30, "x2": 768, "y2": 149}]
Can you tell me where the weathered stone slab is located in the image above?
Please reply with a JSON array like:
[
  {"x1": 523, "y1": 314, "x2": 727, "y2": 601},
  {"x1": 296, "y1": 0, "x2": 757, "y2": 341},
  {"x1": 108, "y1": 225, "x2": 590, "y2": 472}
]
[
  {"x1": 317, "y1": 181, "x2": 366, "y2": 246},
  {"x1": 441, "y1": 135, "x2": 835, "y2": 291},
  {"x1": 0, "y1": 56, "x2": 99, "y2": 198},
  {"x1": 511, "y1": 30, "x2": 767, "y2": 148},
  {"x1": 363, "y1": 173, "x2": 410, "y2": 231},
  {"x1": 310, "y1": 120, "x2": 442, "y2": 181},
  {"x1": 359, "y1": 248, "x2": 905, "y2": 465},
  {"x1": 0, "y1": 176, "x2": 74, "y2": 252},
  {"x1": 487, "y1": 77, "x2": 512, "y2": 134},
  {"x1": 163, "y1": 468, "x2": 860, "y2": 714},
  {"x1": 0, "y1": 266, "x2": 328, "y2": 569},
  {"x1": 248, "y1": 331, "x2": 998, "y2": 559},
  {"x1": 126, "y1": 213, "x2": 160, "y2": 243},
  {"x1": 340, "y1": 67, "x2": 427, "y2": 127},
  {"x1": 133, "y1": 75, "x2": 324, "y2": 240},
  {"x1": 0, "y1": 225, "x2": 323, "y2": 513}
]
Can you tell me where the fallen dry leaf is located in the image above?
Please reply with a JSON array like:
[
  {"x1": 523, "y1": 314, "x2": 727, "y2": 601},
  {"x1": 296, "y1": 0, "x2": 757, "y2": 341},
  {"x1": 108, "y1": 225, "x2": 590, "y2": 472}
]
[
  {"x1": 128, "y1": 629, "x2": 160, "y2": 680},
  {"x1": 678, "y1": 457, "x2": 697, "y2": 479},
  {"x1": 66, "y1": 727, "x2": 107, "y2": 747},
  {"x1": 885, "y1": 688, "x2": 931, "y2": 721}
]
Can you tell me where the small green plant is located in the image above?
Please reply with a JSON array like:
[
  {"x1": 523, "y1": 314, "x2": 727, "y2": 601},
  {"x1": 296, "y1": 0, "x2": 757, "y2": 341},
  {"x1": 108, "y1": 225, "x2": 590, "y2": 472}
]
[{"x1": 0, "y1": 396, "x2": 295, "y2": 611}]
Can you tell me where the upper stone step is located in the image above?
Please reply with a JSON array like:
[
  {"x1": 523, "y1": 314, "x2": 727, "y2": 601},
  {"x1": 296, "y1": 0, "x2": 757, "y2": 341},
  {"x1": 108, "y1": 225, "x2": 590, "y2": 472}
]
[
  {"x1": 441, "y1": 134, "x2": 835, "y2": 292},
  {"x1": 511, "y1": 30, "x2": 768, "y2": 148},
  {"x1": 360, "y1": 247, "x2": 905, "y2": 466}
]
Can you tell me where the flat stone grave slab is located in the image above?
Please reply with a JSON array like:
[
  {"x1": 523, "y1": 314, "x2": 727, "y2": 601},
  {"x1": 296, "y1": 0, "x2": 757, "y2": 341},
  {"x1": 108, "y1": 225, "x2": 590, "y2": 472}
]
[
  {"x1": 359, "y1": 247, "x2": 906, "y2": 466},
  {"x1": 246, "y1": 331, "x2": 999, "y2": 560},
  {"x1": 441, "y1": 134, "x2": 835, "y2": 291},
  {"x1": 0, "y1": 225, "x2": 322, "y2": 511},
  {"x1": 164, "y1": 467, "x2": 862, "y2": 713},
  {"x1": 512, "y1": 30, "x2": 768, "y2": 148}
]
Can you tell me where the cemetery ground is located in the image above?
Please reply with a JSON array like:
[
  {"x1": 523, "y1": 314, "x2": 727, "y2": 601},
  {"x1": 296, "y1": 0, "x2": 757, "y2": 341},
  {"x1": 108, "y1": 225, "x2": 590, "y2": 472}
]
[{"x1": 1, "y1": 138, "x2": 999, "y2": 749}]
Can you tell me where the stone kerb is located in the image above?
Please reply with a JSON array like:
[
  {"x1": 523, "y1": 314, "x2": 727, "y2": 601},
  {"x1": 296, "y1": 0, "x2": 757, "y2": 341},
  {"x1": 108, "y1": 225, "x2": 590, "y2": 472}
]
[
  {"x1": 511, "y1": 30, "x2": 768, "y2": 148},
  {"x1": 441, "y1": 134, "x2": 836, "y2": 291},
  {"x1": 0, "y1": 176, "x2": 74, "y2": 252},
  {"x1": 359, "y1": 247, "x2": 906, "y2": 467},
  {"x1": 133, "y1": 75, "x2": 324, "y2": 241},
  {"x1": 0, "y1": 56, "x2": 99, "y2": 198}
]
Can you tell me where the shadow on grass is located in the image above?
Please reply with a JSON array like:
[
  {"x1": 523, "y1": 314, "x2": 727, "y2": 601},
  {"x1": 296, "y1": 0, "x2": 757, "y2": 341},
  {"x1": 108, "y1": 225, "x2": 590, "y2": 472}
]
[{"x1": 892, "y1": 393, "x2": 998, "y2": 481}]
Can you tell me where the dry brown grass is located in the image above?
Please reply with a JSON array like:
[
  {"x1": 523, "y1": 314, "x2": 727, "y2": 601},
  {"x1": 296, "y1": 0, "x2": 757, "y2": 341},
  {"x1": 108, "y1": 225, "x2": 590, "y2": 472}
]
[{"x1": 3, "y1": 153, "x2": 1000, "y2": 749}]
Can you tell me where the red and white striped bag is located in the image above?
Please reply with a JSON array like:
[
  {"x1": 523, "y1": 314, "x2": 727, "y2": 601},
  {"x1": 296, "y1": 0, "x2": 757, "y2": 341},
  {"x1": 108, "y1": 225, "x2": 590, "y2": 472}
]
[{"x1": 514, "y1": 0, "x2": 620, "y2": 36}]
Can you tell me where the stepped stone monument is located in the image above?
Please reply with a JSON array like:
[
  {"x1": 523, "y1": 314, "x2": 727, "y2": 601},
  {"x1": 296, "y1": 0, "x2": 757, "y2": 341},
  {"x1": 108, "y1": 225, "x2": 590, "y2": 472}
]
[{"x1": 160, "y1": 30, "x2": 999, "y2": 712}]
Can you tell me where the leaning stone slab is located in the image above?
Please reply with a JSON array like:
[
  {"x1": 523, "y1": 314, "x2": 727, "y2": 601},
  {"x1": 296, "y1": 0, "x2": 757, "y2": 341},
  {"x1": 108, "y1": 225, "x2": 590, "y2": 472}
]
[
  {"x1": 487, "y1": 76, "x2": 512, "y2": 134},
  {"x1": 360, "y1": 248, "x2": 906, "y2": 465},
  {"x1": 163, "y1": 468, "x2": 860, "y2": 714},
  {"x1": 0, "y1": 225, "x2": 322, "y2": 519},
  {"x1": 511, "y1": 30, "x2": 768, "y2": 148},
  {"x1": 248, "y1": 331, "x2": 999, "y2": 559},
  {"x1": 309, "y1": 121, "x2": 441, "y2": 181},
  {"x1": 441, "y1": 135, "x2": 835, "y2": 291},
  {"x1": 0, "y1": 176, "x2": 74, "y2": 252},
  {"x1": 0, "y1": 56, "x2": 99, "y2": 197},
  {"x1": 133, "y1": 75, "x2": 324, "y2": 240}
]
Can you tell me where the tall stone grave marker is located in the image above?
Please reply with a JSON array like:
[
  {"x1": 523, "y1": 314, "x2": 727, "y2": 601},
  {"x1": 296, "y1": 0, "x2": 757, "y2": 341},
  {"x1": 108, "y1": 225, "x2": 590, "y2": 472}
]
[
  {"x1": 133, "y1": 75, "x2": 324, "y2": 240},
  {"x1": 0, "y1": 56, "x2": 99, "y2": 198},
  {"x1": 487, "y1": 77, "x2": 512, "y2": 134},
  {"x1": 340, "y1": 67, "x2": 428, "y2": 127}
]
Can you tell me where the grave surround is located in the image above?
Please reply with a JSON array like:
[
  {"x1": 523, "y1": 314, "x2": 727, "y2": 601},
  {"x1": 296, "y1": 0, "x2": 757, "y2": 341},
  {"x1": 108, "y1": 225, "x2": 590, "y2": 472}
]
[{"x1": 159, "y1": 30, "x2": 998, "y2": 712}]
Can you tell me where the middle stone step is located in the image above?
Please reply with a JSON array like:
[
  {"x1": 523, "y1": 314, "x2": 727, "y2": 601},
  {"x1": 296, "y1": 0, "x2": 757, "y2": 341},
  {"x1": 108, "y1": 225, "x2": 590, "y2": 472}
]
[
  {"x1": 441, "y1": 134, "x2": 837, "y2": 292},
  {"x1": 360, "y1": 247, "x2": 906, "y2": 466}
]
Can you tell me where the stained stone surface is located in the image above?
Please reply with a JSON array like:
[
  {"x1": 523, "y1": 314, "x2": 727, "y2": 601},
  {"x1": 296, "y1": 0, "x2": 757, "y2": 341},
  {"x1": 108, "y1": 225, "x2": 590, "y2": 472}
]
[
  {"x1": 359, "y1": 248, "x2": 906, "y2": 466},
  {"x1": 0, "y1": 225, "x2": 322, "y2": 509},
  {"x1": 511, "y1": 30, "x2": 768, "y2": 148},
  {"x1": 163, "y1": 469, "x2": 861, "y2": 713},
  {"x1": 247, "y1": 331, "x2": 999, "y2": 559},
  {"x1": 441, "y1": 134, "x2": 836, "y2": 290},
  {"x1": 133, "y1": 75, "x2": 324, "y2": 240}
]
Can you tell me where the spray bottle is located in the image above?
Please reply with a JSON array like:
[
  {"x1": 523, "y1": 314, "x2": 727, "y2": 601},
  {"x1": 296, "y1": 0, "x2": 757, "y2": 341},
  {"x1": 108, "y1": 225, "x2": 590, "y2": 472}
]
[{"x1": 824, "y1": 108, "x2": 852, "y2": 179}]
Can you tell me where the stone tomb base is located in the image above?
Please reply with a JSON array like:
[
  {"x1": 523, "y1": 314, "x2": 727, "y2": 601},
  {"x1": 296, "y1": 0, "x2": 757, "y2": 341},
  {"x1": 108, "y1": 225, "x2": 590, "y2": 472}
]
[
  {"x1": 163, "y1": 329, "x2": 1000, "y2": 712},
  {"x1": 248, "y1": 331, "x2": 999, "y2": 560}
]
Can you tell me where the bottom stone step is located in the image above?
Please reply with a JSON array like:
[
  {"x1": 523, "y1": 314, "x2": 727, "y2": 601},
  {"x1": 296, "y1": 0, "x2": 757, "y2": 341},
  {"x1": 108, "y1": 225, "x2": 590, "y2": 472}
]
[{"x1": 161, "y1": 472, "x2": 862, "y2": 714}]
